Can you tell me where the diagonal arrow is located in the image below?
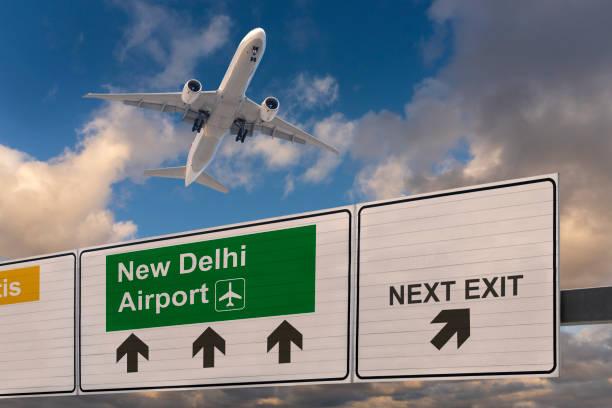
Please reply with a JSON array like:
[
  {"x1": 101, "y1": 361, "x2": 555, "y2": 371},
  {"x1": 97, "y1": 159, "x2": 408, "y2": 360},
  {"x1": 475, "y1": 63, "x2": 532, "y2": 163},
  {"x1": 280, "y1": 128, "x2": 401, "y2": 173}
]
[
  {"x1": 193, "y1": 327, "x2": 225, "y2": 368},
  {"x1": 430, "y1": 308, "x2": 470, "y2": 350},
  {"x1": 116, "y1": 333, "x2": 149, "y2": 373},
  {"x1": 267, "y1": 320, "x2": 302, "y2": 364}
]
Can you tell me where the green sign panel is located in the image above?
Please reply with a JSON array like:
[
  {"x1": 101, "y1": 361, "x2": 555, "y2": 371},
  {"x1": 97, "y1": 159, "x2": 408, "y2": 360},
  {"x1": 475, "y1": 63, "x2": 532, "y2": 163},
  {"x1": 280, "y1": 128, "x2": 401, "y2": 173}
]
[{"x1": 105, "y1": 225, "x2": 316, "y2": 331}]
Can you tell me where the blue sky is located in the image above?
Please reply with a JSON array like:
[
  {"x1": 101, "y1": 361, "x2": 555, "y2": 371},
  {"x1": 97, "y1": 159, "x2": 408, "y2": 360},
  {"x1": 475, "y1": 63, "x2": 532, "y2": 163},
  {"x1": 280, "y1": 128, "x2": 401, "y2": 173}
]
[
  {"x1": 3, "y1": 1, "x2": 612, "y2": 406},
  {"x1": 0, "y1": 0, "x2": 442, "y2": 240}
]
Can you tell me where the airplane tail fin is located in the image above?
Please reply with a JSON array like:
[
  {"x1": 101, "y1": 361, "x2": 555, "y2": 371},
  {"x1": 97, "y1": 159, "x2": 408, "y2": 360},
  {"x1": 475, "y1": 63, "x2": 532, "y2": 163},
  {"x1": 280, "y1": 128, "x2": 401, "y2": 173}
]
[
  {"x1": 195, "y1": 171, "x2": 229, "y2": 193},
  {"x1": 144, "y1": 166, "x2": 185, "y2": 179},
  {"x1": 144, "y1": 167, "x2": 229, "y2": 193}
]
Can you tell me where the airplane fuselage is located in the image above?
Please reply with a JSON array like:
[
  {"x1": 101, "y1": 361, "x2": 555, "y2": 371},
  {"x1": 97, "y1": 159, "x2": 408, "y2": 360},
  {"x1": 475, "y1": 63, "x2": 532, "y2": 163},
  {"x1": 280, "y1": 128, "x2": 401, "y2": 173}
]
[
  {"x1": 185, "y1": 28, "x2": 266, "y2": 185},
  {"x1": 85, "y1": 27, "x2": 338, "y2": 192}
]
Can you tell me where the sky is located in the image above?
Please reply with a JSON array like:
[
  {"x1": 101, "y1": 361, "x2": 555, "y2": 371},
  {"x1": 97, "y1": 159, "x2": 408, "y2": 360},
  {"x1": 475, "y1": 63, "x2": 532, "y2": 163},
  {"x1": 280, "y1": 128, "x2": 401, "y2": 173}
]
[{"x1": 2, "y1": 0, "x2": 612, "y2": 406}]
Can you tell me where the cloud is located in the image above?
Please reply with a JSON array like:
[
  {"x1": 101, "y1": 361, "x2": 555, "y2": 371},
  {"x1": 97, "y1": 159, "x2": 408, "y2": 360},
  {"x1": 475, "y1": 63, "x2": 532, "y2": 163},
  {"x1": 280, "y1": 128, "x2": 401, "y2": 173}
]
[
  {"x1": 343, "y1": 0, "x2": 612, "y2": 289},
  {"x1": 302, "y1": 113, "x2": 354, "y2": 184},
  {"x1": 211, "y1": 111, "x2": 352, "y2": 194},
  {"x1": 291, "y1": 73, "x2": 339, "y2": 109},
  {"x1": 347, "y1": 396, "x2": 409, "y2": 408},
  {"x1": 152, "y1": 15, "x2": 231, "y2": 87},
  {"x1": 255, "y1": 397, "x2": 284, "y2": 406},
  {"x1": 116, "y1": 1, "x2": 231, "y2": 88},
  {"x1": 354, "y1": 156, "x2": 410, "y2": 199},
  {"x1": 115, "y1": 1, "x2": 170, "y2": 63},
  {"x1": 0, "y1": 104, "x2": 189, "y2": 258},
  {"x1": 283, "y1": 174, "x2": 295, "y2": 198},
  {"x1": 211, "y1": 134, "x2": 302, "y2": 190}
]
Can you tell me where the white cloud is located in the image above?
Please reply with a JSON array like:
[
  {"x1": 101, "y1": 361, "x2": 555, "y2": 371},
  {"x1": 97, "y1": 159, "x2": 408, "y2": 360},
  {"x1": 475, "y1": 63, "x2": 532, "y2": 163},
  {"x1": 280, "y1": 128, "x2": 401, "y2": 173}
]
[
  {"x1": 283, "y1": 174, "x2": 295, "y2": 198},
  {"x1": 255, "y1": 397, "x2": 284, "y2": 406},
  {"x1": 116, "y1": 1, "x2": 231, "y2": 88},
  {"x1": 80, "y1": 104, "x2": 190, "y2": 179},
  {"x1": 210, "y1": 111, "x2": 352, "y2": 195},
  {"x1": 354, "y1": 157, "x2": 409, "y2": 200},
  {"x1": 212, "y1": 135, "x2": 302, "y2": 190},
  {"x1": 347, "y1": 396, "x2": 408, "y2": 408},
  {"x1": 292, "y1": 73, "x2": 339, "y2": 108},
  {"x1": 116, "y1": 1, "x2": 169, "y2": 63},
  {"x1": 341, "y1": 0, "x2": 612, "y2": 288},
  {"x1": 210, "y1": 111, "x2": 356, "y2": 193},
  {"x1": 0, "y1": 104, "x2": 189, "y2": 258},
  {"x1": 302, "y1": 113, "x2": 355, "y2": 183},
  {"x1": 153, "y1": 15, "x2": 231, "y2": 87}
]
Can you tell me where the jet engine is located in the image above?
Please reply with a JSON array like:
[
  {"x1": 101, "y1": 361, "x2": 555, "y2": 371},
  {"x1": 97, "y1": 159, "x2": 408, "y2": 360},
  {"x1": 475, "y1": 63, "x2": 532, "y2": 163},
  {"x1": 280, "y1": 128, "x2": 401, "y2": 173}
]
[
  {"x1": 181, "y1": 79, "x2": 202, "y2": 105},
  {"x1": 260, "y1": 96, "x2": 279, "y2": 122}
]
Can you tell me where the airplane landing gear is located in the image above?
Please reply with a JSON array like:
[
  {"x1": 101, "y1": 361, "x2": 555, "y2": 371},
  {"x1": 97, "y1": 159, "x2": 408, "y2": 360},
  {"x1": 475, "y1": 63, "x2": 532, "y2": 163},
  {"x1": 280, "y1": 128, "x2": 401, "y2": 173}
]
[
  {"x1": 192, "y1": 111, "x2": 209, "y2": 133},
  {"x1": 234, "y1": 119, "x2": 249, "y2": 143},
  {"x1": 236, "y1": 128, "x2": 248, "y2": 143}
]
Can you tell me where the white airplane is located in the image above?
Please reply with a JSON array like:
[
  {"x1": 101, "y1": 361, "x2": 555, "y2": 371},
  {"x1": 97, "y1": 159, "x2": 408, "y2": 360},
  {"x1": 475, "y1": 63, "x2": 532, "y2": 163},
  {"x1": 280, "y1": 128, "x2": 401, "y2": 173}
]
[
  {"x1": 84, "y1": 27, "x2": 338, "y2": 193},
  {"x1": 218, "y1": 282, "x2": 242, "y2": 308}
]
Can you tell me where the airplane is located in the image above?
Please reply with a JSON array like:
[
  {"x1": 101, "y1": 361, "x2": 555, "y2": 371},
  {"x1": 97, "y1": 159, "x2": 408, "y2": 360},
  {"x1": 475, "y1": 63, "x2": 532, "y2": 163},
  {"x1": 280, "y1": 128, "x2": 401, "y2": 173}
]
[
  {"x1": 218, "y1": 282, "x2": 242, "y2": 308},
  {"x1": 84, "y1": 27, "x2": 338, "y2": 193}
]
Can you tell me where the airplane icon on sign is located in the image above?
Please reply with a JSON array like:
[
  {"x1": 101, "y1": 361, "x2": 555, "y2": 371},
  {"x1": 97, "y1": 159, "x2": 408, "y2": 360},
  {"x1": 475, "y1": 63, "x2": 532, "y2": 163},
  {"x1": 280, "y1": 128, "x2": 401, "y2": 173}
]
[
  {"x1": 215, "y1": 278, "x2": 246, "y2": 312},
  {"x1": 218, "y1": 282, "x2": 242, "y2": 307}
]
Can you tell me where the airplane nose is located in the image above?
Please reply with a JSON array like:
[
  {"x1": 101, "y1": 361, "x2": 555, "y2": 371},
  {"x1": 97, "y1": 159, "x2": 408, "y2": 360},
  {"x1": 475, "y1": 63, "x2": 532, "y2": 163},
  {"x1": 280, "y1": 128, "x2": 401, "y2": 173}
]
[{"x1": 249, "y1": 27, "x2": 266, "y2": 41}]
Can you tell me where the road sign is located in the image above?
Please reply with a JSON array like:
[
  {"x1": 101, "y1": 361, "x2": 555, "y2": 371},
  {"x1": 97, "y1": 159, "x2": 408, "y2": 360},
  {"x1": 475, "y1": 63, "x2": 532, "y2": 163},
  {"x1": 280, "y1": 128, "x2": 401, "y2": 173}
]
[
  {"x1": 355, "y1": 175, "x2": 559, "y2": 381},
  {"x1": 0, "y1": 253, "x2": 76, "y2": 397},
  {"x1": 79, "y1": 209, "x2": 351, "y2": 393}
]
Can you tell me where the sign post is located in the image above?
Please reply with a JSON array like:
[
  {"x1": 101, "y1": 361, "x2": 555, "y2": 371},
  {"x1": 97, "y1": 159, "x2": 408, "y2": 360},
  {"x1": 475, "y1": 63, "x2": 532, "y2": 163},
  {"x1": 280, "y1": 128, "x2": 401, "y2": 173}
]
[
  {"x1": 355, "y1": 175, "x2": 559, "y2": 381},
  {"x1": 79, "y1": 209, "x2": 351, "y2": 393}
]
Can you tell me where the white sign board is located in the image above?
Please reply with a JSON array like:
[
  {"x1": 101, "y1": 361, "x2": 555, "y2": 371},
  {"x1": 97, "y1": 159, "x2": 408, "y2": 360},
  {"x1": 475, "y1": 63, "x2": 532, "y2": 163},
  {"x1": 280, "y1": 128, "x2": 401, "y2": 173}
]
[
  {"x1": 79, "y1": 209, "x2": 351, "y2": 393},
  {"x1": 355, "y1": 176, "x2": 559, "y2": 381},
  {"x1": 0, "y1": 253, "x2": 76, "y2": 397}
]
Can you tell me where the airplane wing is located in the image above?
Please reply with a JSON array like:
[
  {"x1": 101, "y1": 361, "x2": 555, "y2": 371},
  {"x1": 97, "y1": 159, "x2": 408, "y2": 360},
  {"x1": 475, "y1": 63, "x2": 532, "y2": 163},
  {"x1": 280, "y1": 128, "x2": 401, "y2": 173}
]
[
  {"x1": 83, "y1": 92, "x2": 218, "y2": 122},
  {"x1": 236, "y1": 98, "x2": 339, "y2": 154}
]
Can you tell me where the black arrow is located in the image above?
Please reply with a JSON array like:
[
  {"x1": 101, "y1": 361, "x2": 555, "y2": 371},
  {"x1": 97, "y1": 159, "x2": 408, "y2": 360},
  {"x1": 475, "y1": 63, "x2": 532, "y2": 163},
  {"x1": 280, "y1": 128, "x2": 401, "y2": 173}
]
[
  {"x1": 116, "y1": 333, "x2": 149, "y2": 373},
  {"x1": 192, "y1": 327, "x2": 226, "y2": 368},
  {"x1": 267, "y1": 320, "x2": 302, "y2": 364},
  {"x1": 430, "y1": 308, "x2": 470, "y2": 350}
]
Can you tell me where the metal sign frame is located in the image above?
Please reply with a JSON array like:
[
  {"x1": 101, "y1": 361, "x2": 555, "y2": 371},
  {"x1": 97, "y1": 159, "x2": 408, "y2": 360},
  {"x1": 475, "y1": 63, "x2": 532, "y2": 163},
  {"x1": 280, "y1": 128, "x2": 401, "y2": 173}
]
[
  {"x1": 355, "y1": 177, "x2": 559, "y2": 381},
  {"x1": 0, "y1": 175, "x2": 585, "y2": 398},
  {"x1": 0, "y1": 252, "x2": 77, "y2": 398},
  {"x1": 78, "y1": 208, "x2": 352, "y2": 394}
]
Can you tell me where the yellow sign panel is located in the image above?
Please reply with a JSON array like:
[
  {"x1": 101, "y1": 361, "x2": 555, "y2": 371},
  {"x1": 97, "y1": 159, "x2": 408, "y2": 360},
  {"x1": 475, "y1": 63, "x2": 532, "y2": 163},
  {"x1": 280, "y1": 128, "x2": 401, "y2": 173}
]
[{"x1": 0, "y1": 265, "x2": 40, "y2": 305}]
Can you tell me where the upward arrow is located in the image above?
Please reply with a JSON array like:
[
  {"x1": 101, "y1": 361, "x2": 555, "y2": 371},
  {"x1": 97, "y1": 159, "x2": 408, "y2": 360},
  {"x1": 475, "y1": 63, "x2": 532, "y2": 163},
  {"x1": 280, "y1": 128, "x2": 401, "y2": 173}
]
[
  {"x1": 430, "y1": 308, "x2": 471, "y2": 350},
  {"x1": 192, "y1": 327, "x2": 225, "y2": 368},
  {"x1": 267, "y1": 320, "x2": 302, "y2": 364},
  {"x1": 116, "y1": 334, "x2": 149, "y2": 373}
]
